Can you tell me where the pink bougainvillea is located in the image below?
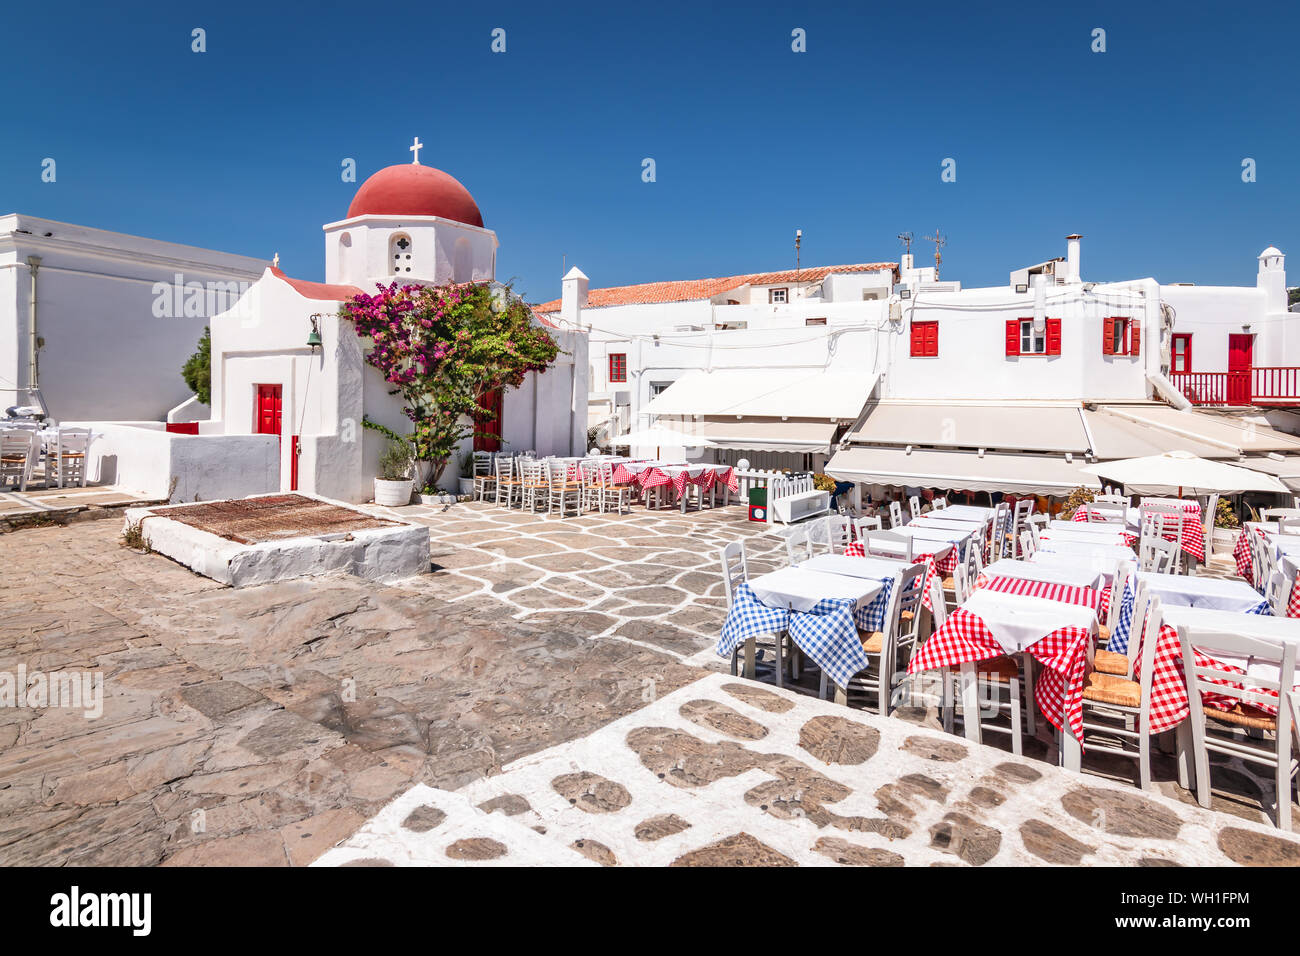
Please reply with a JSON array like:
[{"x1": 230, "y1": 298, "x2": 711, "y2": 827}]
[{"x1": 340, "y1": 281, "x2": 560, "y2": 482}]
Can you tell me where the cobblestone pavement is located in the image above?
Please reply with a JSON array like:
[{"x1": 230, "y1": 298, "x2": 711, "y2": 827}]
[{"x1": 1, "y1": 502, "x2": 1297, "y2": 865}]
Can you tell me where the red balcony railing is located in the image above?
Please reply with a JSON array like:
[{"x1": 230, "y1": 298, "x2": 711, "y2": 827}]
[{"x1": 1169, "y1": 368, "x2": 1300, "y2": 406}]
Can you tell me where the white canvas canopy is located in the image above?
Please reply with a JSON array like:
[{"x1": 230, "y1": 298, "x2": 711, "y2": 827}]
[
  {"x1": 1080, "y1": 451, "x2": 1289, "y2": 496},
  {"x1": 611, "y1": 426, "x2": 716, "y2": 449}
]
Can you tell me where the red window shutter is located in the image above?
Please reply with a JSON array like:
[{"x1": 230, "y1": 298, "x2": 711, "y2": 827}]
[
  {"x1": 1046, "y1": 318, "x2": 1061, "y2": 356},
  {"x1": 1129, "y1": 319, "x2": 1141, "y2": 356},
  {"x1": 1005, "y1": 319, "x2": 1020, "y2": 356},
  {"x1": 1102, "y1": 317, "x2": 1115, "y2": 355},
  {"x1": 910, "y1": 321, "x2": 923, "y2": 356},
  {"x1": 926, "y1": 322, "x2": 938, "y2": 356}
]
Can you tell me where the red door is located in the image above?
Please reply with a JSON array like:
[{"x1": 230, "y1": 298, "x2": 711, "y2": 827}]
[
  {"x1": 255, "y1": 384, "x2": 283, "y2": 436},
  {"x1": 1228, "y1": 334, "x2": 1253, "y2": 405},
  {"x1": 474, "y1": 389, "x2": 503, "y2": 452}
]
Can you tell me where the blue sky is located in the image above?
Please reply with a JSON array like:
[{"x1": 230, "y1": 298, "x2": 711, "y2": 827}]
[{"x1": 3, "y1": 1, "x2": 1296, "y2": 303}]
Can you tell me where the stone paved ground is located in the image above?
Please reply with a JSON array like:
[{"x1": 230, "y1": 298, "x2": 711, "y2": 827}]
[{"x1": 1, "y1": 501, "x2": 1297, "y2": 865}]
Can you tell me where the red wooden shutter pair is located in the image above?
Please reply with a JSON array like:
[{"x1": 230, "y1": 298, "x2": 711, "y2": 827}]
[
  {"x1": 911, "y1": 321, "x2": 938, "y2": 356},
  {"x1": 1129, "y1": 320, "x2": 1141, "y2": 355},
  {"x1": 1102, "y1": 317, "x2": 1116, "y2": 355}
]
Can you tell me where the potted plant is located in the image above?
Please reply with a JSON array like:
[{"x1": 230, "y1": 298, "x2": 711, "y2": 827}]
[
  {"x1": 1212, "y1": 497, "x2": 1240, "y2": 555},
  {"x1": 457, "y1": 450, "x2": 475, "y2": 497},
  {"x1": 374, "y1": 439, "x2": 414, "y2": 506}
]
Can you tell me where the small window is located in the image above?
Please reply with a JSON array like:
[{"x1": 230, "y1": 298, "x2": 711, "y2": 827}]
[
  {"x1": 910, "y1": 320, "x2": 938, "y2": 357},
  {"x1": 805, "y1": 317, "x2": 827, "y2": 326},
  {"x1": 388, "y1": 232, "x2": 413, "y2": 274},
  {"x1": 769, "y1": 288, "x2": 788, "y2": 304},
  {"x1": 1020, "y1": 319, "x2": 1047, "y2": 354},
  {"x1": 1103, "y1": 317, "x2": 1141, "y2": 356},
  {"x1": 608, "y1": 353, "x2": 627, "y2": 383},
  {"x1": 649, "y1": 381, "x2": 672, "y2": 398},
  {"x1": 1171, "y1": 333, "x2": 1192, "y2": 373}
]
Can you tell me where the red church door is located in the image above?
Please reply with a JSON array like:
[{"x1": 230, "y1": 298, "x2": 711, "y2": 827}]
[
  {"x1": 1227, "y1": 334, "x2": 1253, "y2": 406},
  {"x1": 255, "y1": 384, "x2": 282, "y2": 436},
  {"x1": 474, "y1": 389, "x2": 503, "y2": 452}
]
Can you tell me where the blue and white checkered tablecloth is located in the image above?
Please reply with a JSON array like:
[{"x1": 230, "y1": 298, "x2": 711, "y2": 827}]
[
  {"x1": 1108, "y1": 580, "x2": 1271, "y2": 656},
  {"x1": 718, "y1": 577, "x2": 897, "y2": 688}
]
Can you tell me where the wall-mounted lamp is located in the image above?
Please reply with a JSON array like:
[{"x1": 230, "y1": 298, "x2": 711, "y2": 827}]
[
  {"x1": 1015, "y1": 283, "x2": 1029, "y2": 294},
  {"x1": 307, "y1": 314, "x2": 323, "y2": 351}
]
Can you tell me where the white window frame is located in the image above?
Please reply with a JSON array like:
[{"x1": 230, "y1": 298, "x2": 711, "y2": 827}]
[
  {"x1": 1019, "y1": 319, "x2": 1047, "y2": 355},
  {"x1": 768, "y1": 287, "x2": 788, "y2": 304}
]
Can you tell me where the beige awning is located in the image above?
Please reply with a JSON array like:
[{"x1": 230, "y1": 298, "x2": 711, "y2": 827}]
[
  {"x1": 685, "y1": 416, "x2": 838, "y2": 453},
  {"x1": 1096, "y1": 404, "x2": 1300, "y2": 455},
  {"x1": 844, "y1": 401, "x2": 1092, "y2": 454},
  {"x1": 826, "y1": 446, "x2": 1099, "y2": 496},
  {"x1": 1082, "y1": 409, "x2": 1234, "y2": 460},
  {"x1": 1238, "y1": 455, "x2": 1300, "y2": 492}
]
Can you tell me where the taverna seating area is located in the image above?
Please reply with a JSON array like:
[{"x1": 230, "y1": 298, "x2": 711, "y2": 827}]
[{"x1": 718, "y1": 494, "x2": 1300, "y2": 828}]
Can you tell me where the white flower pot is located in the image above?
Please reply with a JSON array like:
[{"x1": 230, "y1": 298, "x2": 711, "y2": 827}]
[
  {"x1": 458, "y1": 477, "x2": 474, "y2": 496},
  {"x1": 374, "y1": 478, "x2": 414, "y2": 507}
]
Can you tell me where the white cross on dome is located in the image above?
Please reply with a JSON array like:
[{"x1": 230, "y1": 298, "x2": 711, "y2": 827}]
[{"x1": 409, "y1": 137, "x2": 423, "y2": 165}]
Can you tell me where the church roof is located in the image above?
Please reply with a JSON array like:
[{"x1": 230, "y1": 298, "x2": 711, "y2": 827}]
[
  {"x1": 346, "y1": 164, "x2": 484, "y2": 228},
  {"x1": 270, "y1": 266, "x2": 363, "y2": 302},
  {"x1": 530, "y1": 262, "x2": 898, "y2": 314}
]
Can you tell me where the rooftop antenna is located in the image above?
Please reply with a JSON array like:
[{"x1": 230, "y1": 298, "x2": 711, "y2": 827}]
[
  {"x1": 795, "y1": 229, "x2": 802, "y2": 288},
  {"x1": 897, "y1": 232, "x2": 913, "y2": 255},
  {"x1": 923, "y1": 229, "x2": 946, "y2": 279}
]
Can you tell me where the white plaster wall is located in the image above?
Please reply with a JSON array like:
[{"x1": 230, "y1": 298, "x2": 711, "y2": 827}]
[
  {"x1": 0, "y1": 214, "x2": 265, "y2": 423},
  {"x1": 1161, "y1": 285, "x2": 1273, "y2": 371},
  {"x1": 323, "y1": 216, "x2": 497, "y2": 288},
  {"x1": 77, "y1": 422, "x2": 277, "y2": 501}
]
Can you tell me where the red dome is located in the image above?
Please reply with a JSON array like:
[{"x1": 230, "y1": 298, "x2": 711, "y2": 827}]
[{"x1": 346, "y1": 164, "x2": 484, "y2": 227}]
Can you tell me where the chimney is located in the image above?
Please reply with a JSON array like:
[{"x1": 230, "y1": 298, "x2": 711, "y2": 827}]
[
  {"x1": 561, "y1": 266, "x2": 588, "y2": 326},
  {"x1": 1065, "y1": 234, "x2": 1082, "y2": 283},
  {"x1": 900, "y1": 252, "x2": 914, "y2": 273}
]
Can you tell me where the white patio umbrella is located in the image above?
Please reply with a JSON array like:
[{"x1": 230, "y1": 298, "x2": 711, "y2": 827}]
[
  {"x1": 1080, "y1": 451, "x2": 1289, "y2": 496},
  {"x1": 611, "y1": 425, "x2": 716, "y2": 459}
]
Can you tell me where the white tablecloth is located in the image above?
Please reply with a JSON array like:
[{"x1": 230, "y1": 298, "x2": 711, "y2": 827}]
[
  {"x1": 1041, "y1": 528, "x2": 1130, "y2": 546},
  {"x1": 1162, "y1": 605, "x2": 1300, "y2": 683},
  {"x1": 960, "y1": 590, "x2": 1098, "y2": 653},
  {"x1": 1038, "y1": 541, "x2": 1135, "y2": 561},
  {"x1": 909, "y1": 516, "x2": 985, "y2": 530},
  {"x1": 1029, "y1": 550, "x2": 1128, "y2": 585},
  {"x1": 1048, "y1": 519, "x2": 1126, "y2": 535},
  {"x1": 896, "y1": 526, "x2": 973, "y2": 545},
  {"x1": 748, "y1": 567, "x2": 884, "y2": 613},
  {"x1": 983, "y1": 558, "x2": 1104, "y2": 590},
  {"x1": 932, "y1": 505, "x2": 994, "y2": 521},
  {"x1": 800, "y1": 554, "x2": 908, "y2": 580},
  {"x1": 1137, "y1": 572, "x2": 1270, "y2": 613}
]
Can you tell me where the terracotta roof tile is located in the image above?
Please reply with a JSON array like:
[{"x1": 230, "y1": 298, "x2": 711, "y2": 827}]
[{"x1": 530, "y1": 262, "x2": 897, "y2": 314}]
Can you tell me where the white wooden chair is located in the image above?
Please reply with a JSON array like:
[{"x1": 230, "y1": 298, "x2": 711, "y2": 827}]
[
  {"x1": 594, "y1": 463, "x2": 631, "y2": 515},
  {"x1": 1069, "y1": 590, "x2": 1165, "y2": 788},
  {"x1": 990, "y1": 501, "x2": 1012, "y2": 559},
  {"x1": 493, "y1": 455, "x2": 519, "y2": 507},
  {"x1": 863, "y1": 529, "x2": 912, "y2": 562},
  {"x1": 471, "y1": 451, "x2": 496, "y2": 502},
  {"x1": 1261, "y1": 507, "x2": 1300, "y2": 526},
  {"x1": 1248, "y1": 528, "x2": 1271, "y2": 592},
  {"x1": 888, "y1": 500, "x2": 905, "y2": 529},
  {"x1": 45, "y1": 427, "x2": 91, "y2": 488},
  {"x1": 519, "y1": 459, "x2": 550, "y2": 512},
  {"x1": 931, "y1": 496, "x2": 948, "y2": 511},
  {"x1": 821, "y1": 562, "x2": 926, "y2": 715},
  {"x1": 815, "y1": 515, "x2": 852, "y2": 554},
  {"x1": 1096, "y1": 493, "x2": 1128, "y2": 505},
  {"x1": 1011, "y1": 499, "x2": 1034, "y2": 556},
  {"x1": 784, "y1": 524, "x2": 814, "y2": 566},
  {"x1": 908, "y1": 495, "x2": 922, "y2": 521},
  {"x1": 852, "y1": 515, "x2": 882, "y2": 538},
  {"x1": 0, "y1": 429, "x2": 37, "y2": 492},
  {"x1": 545, "y1": 462, "x2": 582, "y2": 518},
  {"x1": 1175, "y1": 623, "x2": 1299, "y2": 829},
  {"x1": 1265, "y1": 569, "x2": 1293, "y2": 616},
  {"x1": 1200, "y1": 493, "x2": 1220, "y2": 559},
  {"x1": 1139, "y1": 534, "x2": 1178, "y2": 573},
  {"x1": 1018, "y1": 528, "x2": 1036, "y2": 558},
  {"x1": 1280, "y1": 517, "x2": 1300, "y2": 536}
]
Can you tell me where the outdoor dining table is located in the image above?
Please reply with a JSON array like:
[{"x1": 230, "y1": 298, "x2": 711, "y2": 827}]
[
  {"x1": 1232, "y1": 523, "x2": 1300, "y2": 582},
  {"x1": 799, "y1": 553, "x2": 910, "y2": 580},
  {"x1": 1037, "y1": 540, "x2": 1135, "y2": 562},
  {"x1": 1133, "y1": 605, "x2": 1300, "y2": 738},
  {"x1": 719, "y1": 566, "x2": 886, "y2": 688},
  {"x1": 930, "y1": 504, "x2": 994, "y2": 521},
  {"x1": 1047, "y1": 519, "x2": 1128, "y2": 536},
  {"x1": 1108, "y1": 570, "x2": 1273, "y2": 655},
  {"x1": 908, "y1": 589, "x2": 1097, "y2": 749},
  {"x1": 908, "y1": 515, "x2": 986, "y2": 531},
  {"x1": 1039, "y1": 527, "x2": 1131, "y2": 547},
  {"x1": 1028, "y1": 550, "x2": 1128, "y2": 586},
  {"x1": 982, "y1": 558, "x2": 1104, "y2": 590}
]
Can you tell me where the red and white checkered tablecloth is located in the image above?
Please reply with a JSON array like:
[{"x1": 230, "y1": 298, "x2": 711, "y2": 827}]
[
  {"x1": 908, "y1": 605, "x2": 1092, "y2": 741},
  {"x1": 1074, "y1": 502, "x2": 1203, "y2": 560},
  {"x1": 1134, "y1": 620, "x2": 1296, "y2": 734},
  {"x1": 971, "y1": 573, "x2": 1108, "y2": 615},
  {"x1": 1231, "y1": 525, "x2": 1300, "y2": 617}
]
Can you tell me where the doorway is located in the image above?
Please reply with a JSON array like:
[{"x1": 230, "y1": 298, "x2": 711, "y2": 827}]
[{"x1": 1227, "y1": 334, "x2": 1253, "y2": 405}]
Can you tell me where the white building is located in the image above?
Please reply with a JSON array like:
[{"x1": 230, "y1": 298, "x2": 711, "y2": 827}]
[
  {"x1": 542, "y1": 234, "x2": 1300, "y2": 498},
  {"x1": 0, "y1": 214, "x2": 265, "y2": 422},
  {"x1": 79, "y1": 152, "x2": 588, "y2": 504}
]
